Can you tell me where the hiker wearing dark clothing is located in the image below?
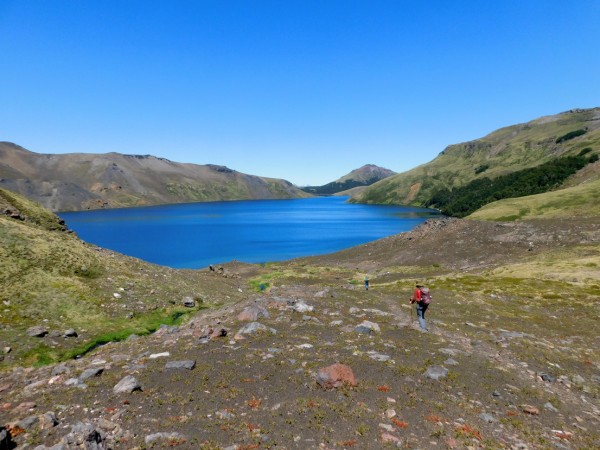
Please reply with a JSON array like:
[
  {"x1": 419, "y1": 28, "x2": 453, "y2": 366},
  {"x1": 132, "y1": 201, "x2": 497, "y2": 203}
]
[
  {"x1": 364, "y1": 275, "x2": 369, "y2": 290},
  {"x1": 410, "y1": 284, "x2": 431, "y2": 331}
]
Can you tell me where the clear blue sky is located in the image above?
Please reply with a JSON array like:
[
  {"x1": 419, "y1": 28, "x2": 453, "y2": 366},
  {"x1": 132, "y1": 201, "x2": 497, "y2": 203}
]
[{"x1": 1, "y1": 1, "x2": 599, "y2": 186}]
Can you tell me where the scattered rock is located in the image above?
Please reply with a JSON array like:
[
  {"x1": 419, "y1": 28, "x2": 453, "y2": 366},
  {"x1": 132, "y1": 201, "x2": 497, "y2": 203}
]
[
  {"x1": 216, "y1": 410, "x2": 235, "y2": 420},
  {"x1": 521, "y1": 404, "x2": 540, "y2": 415},
  {"x1": 145, "y1": 432, "x2": 187, "y2": 445},
  {"x1": 165, "y1": 360, "x2": 196, "y2": 370},
  {"x1": 479, "y1": 413, "x2": 496, "y2": 423},
  {"x1": 63, "y1": 328, "x2": 78, "y2": 338},
  {"x1": 234, "y1": 322, "x2": 276, "y2": 339},
  {"x1": 539, "y1": 372, "x2": 556, "y2": 382},
  {"x1": 17, "y1": 414, "x2": 40, "y2": 430},
  {"x1": 149, "y1": 352, "x2": 170, "y2": 359},
  {"x1": 354, "y1": 320, "x2": 380, "y2": 334},
  {"x1": 51, "y1": 364, "x2": 70, "y2": 377},
  {"x1": 424, "y1": 365, "x2": 448, "y2": 381},
  {"x1": 62, "y1": 422, "x2": 106, "y2": 449},
  {"x1": 40, "y1": 411, "x2": 59, "y2": 429},
  {"x1": 113, "y1": 375, "x2": 141, "y2": 394},
  {"x1": 544, "y1": 402, "x2": 558, "y2": 412},
  {"x1": 182, "y1": 296, "x2": 196, "y2": 307},
  {"x1": 571, "y1": 374, "x2": 585, "y2": 385},
  {"x1": 238, "y1": 304, "x2": 270, "y2": 321},
  {"x1": 79, "y1": 367, "x2": 104, "y2": 381},
  {"x1": 292, "y1": 301, "x2": 314, "y2": 313},
  {"x1": 368, "y1": 351, "x2": 391, "y2": 362},
  {"x1": 316, "y1": 363, "x2": 356, "y2": 389},
  {"x1": 444, "y1": 358, "x2": 459, "y2": 366},
  {"x1": 26, "y1": 326, "x2": 48, "y2": 337}
]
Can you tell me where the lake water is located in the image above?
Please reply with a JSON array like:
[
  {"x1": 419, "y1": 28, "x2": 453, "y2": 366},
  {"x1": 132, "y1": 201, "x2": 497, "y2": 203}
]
[{"x1": 59, "y1": 197, "x2": 439, "y2": 269}]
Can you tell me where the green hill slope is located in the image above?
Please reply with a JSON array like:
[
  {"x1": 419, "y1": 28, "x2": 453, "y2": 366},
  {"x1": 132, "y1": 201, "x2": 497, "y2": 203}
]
[
  {"x1": 352, "y1": 108, "x2": 600, "y2": 207},
  {"x1": 0, "y1": 188, "x2": 244, "y2": 367},
  {"x1": 468, "y1": 173, "x2": 600, "y2": 221}
]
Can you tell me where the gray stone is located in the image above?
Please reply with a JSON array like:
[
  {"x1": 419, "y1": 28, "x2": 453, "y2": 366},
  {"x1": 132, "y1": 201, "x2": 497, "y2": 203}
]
[
  {"x1": 113, "y1": 375, "x2": 141, "y2": 394},
  {"x1": 17, "y1": 414, "x2": 40, "y2": 430},
  {"x1": 368, "y1": 351, "x2": 391, "y2": 362},
  {"x1": 145, "y1": 432, "x2": 187, "y2": 445},
  {"x1": 238, "y1": 304, "x2": 270, "y2": 321},
  {"x1": 182, "y1": 296, "x2": 196, "y2": 307},
  {"x1": 235, "y1": 322, "x2": 276, "y2": 337},
  {"x1": 439, "y1": 348, "x2": 459, "y2": 356},
  {"x1": 540, "y1": 372, "x2": 556, "y2": 382},
  {"x1": 479, "y1": 413, "x2": 496, "y2": 423},
  {"x1": 572, "y1": 374, "x2": 585, "y2": 385},
  {"x1": 79, "y1": 367, "x2": 104, "y2": 381},
  {"x1": 40, "y1": 411, "x2": 59, "y2": 429},
  {"x1": 62, "y1": 422, "x2": 106, "y2": 449},
  {"x1": 424, "y1": 365, "x2": 448, "y2": 381},
  {"x1": 444, "y1": 358, "x2": 459, "y2": 366},
  {"x1": 292, "y1": 301, "x2": 314, "y2": 313},
  {"x1": 51, "y1": 364, "x2": 70, "y2": 376},
  {"x1": 544, "y1": 402, "x2": 559, "y2": 412},
  {"x1": 63, "y1": 328, "x2": 78, "y2": 337},
  {"x1": 27, "y1": 325, "x2": 48, "y2": 337},
  {"x1": 354, "y1": 320, "x2": 380, "y2": 334},
  {"x1": 165, "y1": 360, "x2": 196, "y2": 370}
]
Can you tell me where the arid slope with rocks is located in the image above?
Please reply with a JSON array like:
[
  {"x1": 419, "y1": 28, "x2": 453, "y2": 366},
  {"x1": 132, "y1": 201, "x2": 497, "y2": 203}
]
[{"x1": 1, "y1": 188, "x2": 599, "y2": 448}]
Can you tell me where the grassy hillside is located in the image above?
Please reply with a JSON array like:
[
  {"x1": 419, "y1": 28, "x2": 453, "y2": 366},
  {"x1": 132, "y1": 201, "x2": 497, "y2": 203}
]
[
  {"x1": 0, "y1": 188, "x2": 245, "y2": 367},
  {"x1": 352, "y1": 108, "x2": 600, "y2": 207},
  {"x1": 468, "y1": 173, "x2": 600, "y2": 221}
]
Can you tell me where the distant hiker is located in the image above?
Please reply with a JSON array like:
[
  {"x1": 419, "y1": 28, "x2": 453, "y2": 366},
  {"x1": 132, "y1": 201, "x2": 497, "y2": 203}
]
[
  {"x1": 364, "y1": 275, "x2": 369, "y2": 290},
  {"x1": 410, "y1": 284, "x2": 431, "y2": 331}
]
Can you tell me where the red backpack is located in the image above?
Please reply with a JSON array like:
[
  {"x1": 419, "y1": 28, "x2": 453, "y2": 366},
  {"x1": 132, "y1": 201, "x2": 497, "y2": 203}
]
[{"x1": 420, "y1": 287, "x2": 432, "y2": 305}]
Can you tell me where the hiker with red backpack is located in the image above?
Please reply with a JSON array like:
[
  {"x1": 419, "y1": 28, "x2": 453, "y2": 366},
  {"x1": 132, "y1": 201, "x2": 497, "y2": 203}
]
[{"x1": 410, "y1": 284, "x2": 431, "y2": 331}]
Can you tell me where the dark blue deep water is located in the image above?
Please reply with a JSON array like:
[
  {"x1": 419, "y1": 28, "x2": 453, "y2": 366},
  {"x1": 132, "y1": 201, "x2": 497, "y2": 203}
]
[{"x1": 59, "y1": 197, "x2": 439, "y2": 269}]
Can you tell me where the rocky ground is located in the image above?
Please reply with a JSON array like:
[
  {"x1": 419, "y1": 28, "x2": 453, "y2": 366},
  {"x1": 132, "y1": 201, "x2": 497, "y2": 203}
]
[{"x1": 1, "y1": 217, "x2": 599, "y2": 449}]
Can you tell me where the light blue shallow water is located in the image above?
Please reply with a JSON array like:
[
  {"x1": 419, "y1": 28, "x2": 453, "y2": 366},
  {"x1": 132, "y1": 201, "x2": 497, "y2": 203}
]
[{"x1": 59, "y1": 196, "x2": 439, "y2": 269}]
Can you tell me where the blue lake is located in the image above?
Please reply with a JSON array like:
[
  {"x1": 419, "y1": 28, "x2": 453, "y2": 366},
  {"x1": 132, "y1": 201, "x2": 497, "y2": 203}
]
[{"x1": 59, "y1": 196, "x2": 439, "y2": 269}]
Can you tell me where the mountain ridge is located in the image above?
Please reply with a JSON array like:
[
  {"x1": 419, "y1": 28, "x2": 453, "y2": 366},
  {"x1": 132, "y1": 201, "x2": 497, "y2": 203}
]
[{"x1": 0, "y1": 142, "x2": 311, "y2": 211}]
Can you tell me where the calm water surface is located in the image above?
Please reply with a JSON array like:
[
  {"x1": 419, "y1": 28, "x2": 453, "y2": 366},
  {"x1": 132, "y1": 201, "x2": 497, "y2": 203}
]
[{"x1": 59, "y1": 197, "x2": 439, "y2": 269}]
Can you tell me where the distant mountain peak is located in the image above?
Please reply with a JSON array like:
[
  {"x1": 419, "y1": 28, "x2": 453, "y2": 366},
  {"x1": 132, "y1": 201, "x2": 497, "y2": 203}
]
[{"x1": 301, "y1": 164, "x2": 396, "y2": 195}]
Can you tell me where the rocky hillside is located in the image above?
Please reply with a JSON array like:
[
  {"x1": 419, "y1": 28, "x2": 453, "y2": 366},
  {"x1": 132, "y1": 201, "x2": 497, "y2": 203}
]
[
  {"x1": 302, "y1": 164, "x2": 395, "y2": 195},
  {"x1": 352, "y1": 108, "x2": 600, "y2": 207},
  {"x1": 1, "y1": 186, "x2": 599, "y2": 448},
  {"x1": 0, "y1": 142, "x2": 311, "y2": 211}
]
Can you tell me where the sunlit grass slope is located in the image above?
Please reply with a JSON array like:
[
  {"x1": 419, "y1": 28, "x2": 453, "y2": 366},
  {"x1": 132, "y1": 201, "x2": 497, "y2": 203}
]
[
  {"x1": 468, "y1": 176, "x2": 600, "y2": 221},
  {"x1": 0, "y1": 188, "x2": 243, "y2": 367}
]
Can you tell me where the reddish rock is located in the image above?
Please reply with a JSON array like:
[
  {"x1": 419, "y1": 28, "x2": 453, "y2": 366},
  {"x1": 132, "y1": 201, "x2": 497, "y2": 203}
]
[
  {"x1": 381, "y1": 432, "x2": 400, "y2": 443},
  {"x1": 12, "y1": 402, "x2": 36, "y2": 414},
  {"x1": 522, "y1": 404, "x2": 540, "y2": 415},
  {"x1": 316, "y1": 363, "x2": 356, "y2": 389}
]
